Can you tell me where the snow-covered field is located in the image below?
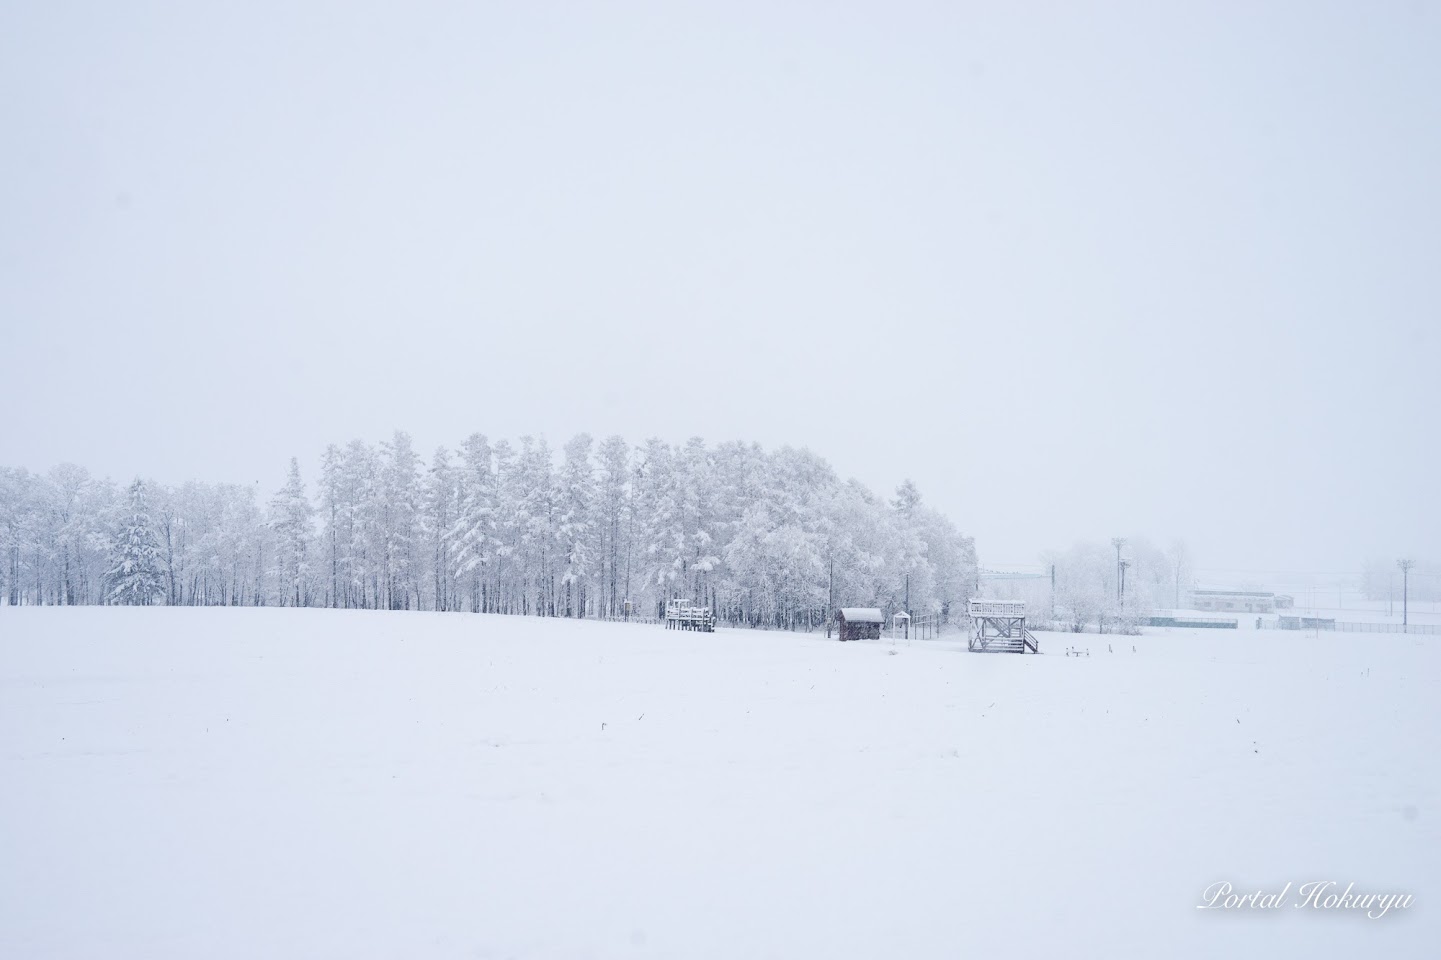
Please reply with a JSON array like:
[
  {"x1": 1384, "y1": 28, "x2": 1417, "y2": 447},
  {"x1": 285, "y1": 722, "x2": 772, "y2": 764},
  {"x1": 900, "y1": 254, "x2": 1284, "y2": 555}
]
[{"x1": 2, "y1": 608, "x2": 1436, "y2": 958}]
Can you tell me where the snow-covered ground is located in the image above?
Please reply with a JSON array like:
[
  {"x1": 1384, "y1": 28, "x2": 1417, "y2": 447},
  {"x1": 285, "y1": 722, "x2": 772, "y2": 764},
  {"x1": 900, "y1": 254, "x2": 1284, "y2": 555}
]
[{"x1": 2, "y1": 608, "x2": 1436, "y2": 958}]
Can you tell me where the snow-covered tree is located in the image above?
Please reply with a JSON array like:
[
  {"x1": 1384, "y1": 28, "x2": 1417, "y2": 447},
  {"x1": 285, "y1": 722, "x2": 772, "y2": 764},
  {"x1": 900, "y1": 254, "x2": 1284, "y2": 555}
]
[
  {"x1": 105, "y1": 479, "x2": 166, "y2": 606},
  {"x1": 634, "y1": 438, "x2": 682, "y2": 612},
  {"x1": 341, "y1": 439, "x2": 381, "y2": 609},
  {"x1": 379, "y1": 431, "x2": 421, "y2": 610},
  {"x1": 268, "y1": 458, "x2": 314, "y2": 607},
  {"x1": 318, "y1": 445, "x2": 344, "y2": 608},
  {"x1": 424, "y1": 447, "x2": 457, "y2": 612},
  {"x1": 1167, "y1": 539, "x2": 1193, "y2": 610},
  {"x1": 557, "y1": 434, "x2": 597, "y2": 617},
  {"x1": 1048, "y1": 541, "x2": 1112, "y2": 632},
  {"x1": 594, "y1": 435, "x2": 631, "y2": 617},
  {"x1": 451, "y1": 433, "x2": 496, "y2": 613}
]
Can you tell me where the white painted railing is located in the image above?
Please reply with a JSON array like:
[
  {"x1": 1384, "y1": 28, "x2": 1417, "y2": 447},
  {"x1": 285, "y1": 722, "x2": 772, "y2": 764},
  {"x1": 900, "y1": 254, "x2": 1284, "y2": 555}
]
[{"x1": 968, "y1": 599, "x2": 1026, "y2": 618}]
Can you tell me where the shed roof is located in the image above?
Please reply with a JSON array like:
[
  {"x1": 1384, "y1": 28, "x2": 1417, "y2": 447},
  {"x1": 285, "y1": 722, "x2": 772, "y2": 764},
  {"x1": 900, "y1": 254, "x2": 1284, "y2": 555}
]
[{"x1": 838, "y1": 607, "x2": 884, "y2": 623}]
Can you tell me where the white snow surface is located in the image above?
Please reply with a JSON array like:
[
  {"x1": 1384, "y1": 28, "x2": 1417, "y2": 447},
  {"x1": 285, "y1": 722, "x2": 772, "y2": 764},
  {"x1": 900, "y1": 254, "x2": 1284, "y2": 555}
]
[{"x1": 2, "y1": 608, "x2": 1437, "y2": 958}]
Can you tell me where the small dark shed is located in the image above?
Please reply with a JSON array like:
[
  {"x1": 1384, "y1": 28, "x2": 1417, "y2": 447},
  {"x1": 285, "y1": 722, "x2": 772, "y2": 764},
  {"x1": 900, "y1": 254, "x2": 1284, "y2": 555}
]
[{"x1": 836, "y1": 607, "x2": 884, "y2": 641}]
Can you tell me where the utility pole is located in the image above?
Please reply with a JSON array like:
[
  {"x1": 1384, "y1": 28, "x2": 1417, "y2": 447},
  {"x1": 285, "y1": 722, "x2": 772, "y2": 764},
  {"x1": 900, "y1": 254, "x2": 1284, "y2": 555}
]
[
  {"x1": 1050, "y1": 564, "x2": 1056, "y2": 618},
  {"x1": 905, "y1": 574, "x2": 911, "y2": 639},
  {"x1": 827, "y1": 557, "x2": 834, "y2": 639},
  {"x1": 1398, "y1": 559, "x2": 1413, "y2": 632},
  {"x1": 1111, "y1": 537, "x2": 1127, "y2": 604},
  {"x1": 1119, "y1": 558, "x2": 1131, "y2": 610}
]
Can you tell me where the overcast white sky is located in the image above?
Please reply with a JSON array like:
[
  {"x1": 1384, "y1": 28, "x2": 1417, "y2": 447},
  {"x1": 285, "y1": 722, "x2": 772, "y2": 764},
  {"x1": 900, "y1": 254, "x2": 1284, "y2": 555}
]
[{"x1": 2, "y1": 1, "x2": 1437, "y2": 574}]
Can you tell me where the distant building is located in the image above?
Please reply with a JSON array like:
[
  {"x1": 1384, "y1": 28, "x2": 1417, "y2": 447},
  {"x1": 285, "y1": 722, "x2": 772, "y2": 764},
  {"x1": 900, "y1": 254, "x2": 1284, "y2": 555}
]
[
  {"x1": 1274, "y1": 594, "x2": 1295, "y2": 609},
  {"x1": 1190, "y1": 589, "x2": 1277, "y2": 613}
]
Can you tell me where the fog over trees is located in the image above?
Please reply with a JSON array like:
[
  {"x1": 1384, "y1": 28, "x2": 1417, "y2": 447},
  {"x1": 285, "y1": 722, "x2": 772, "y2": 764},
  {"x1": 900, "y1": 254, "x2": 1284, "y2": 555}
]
[
  {"x1": 1360, "y1": 557, "x2": 1441, "y2": 604},
  {"x1": 1, "y1": 433, "x2": 977, "y2": 629},
  {"x1": 986, "y1": 538, "x2": 1438, "y2": 634},
  {"x1": 980, "y1": 538, "x2": 1195, "y2": 633}
]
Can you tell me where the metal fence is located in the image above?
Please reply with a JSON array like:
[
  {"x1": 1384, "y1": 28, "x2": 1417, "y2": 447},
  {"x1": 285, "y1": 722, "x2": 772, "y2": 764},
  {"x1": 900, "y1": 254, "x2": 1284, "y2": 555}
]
[
  {"x1": 896, "y1": 614, "x2": 941, "y2": 641},
  {"x1": 1026, "y1": 618, "x2": 1144, "y2": 635},
  {"x1": 1265, "y1": 620, "x2": 1441, "y2": 636},
  {"x1": 595, "y1": 613, "x2": 661, "y2": 626}
]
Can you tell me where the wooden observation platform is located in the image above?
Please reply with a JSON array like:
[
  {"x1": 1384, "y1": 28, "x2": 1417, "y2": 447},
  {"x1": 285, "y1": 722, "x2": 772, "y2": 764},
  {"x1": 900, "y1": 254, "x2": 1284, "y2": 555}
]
[{"x1": 968, "y1": 599, "x2": 1040, "y2": 654}]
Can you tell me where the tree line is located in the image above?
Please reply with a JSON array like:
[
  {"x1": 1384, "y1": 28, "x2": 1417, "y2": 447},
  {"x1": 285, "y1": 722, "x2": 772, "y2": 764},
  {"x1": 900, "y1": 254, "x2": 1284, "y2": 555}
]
[{"x1": 1, "y1": 433, "x2": 978, "y2": 629}]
